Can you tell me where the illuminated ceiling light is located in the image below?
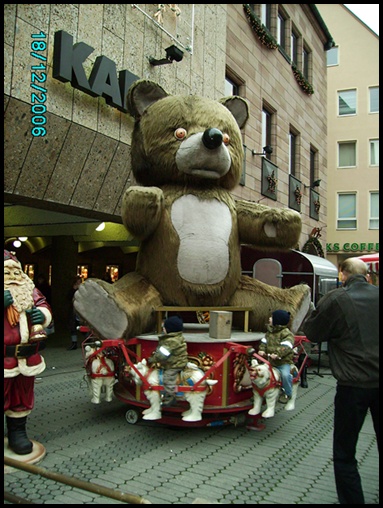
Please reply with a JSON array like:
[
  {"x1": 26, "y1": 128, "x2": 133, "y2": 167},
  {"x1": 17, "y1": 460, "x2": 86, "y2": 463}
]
[
  {"x1": 18, "y1": 237, "x2": 28, "y2": 241},
  {"x1": 95, "y1": 222, "x2": 105, "y2": 231},
  {"x1": 13, "y1": 240, "x2": 22, "y2": 248}
]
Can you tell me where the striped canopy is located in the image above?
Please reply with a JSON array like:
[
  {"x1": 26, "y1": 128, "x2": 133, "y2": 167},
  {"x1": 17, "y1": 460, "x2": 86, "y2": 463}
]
[{"x1": 355, "y1": 253, "x2": 379, "y2": 274}]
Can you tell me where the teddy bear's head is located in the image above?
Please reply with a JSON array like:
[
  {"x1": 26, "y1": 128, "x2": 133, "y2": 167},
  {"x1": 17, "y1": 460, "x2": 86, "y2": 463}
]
[{"x1": 127, "y1": 80, "x2": 249, "y2": 190}]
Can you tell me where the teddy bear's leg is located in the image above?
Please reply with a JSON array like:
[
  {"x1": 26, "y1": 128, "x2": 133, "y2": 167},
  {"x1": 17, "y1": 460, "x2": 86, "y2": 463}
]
[
  {"x1": 285, "y1": 382, "x2": 299, "y2": 411},
  {"x1": 90, "y1": 378, "x2": 102, "y2": 404},
  {"x1": 285, "y1": 371, "x2": 299, "y2": 411},
  {"x1": 74, "y1": 272, "x2": 163, "y2": 339},
  {"x1": 262, "y1": 389, "x2": 279, "y2": 418},
  {"x1": 230, "y1": 275, "x2": 311, "y2": 333},
  {"x1": 182, "y1": 393, "x2": 205, "y2": 422},
  {"x1": 142, "y1": 390, "x2": 162, "y2": 420},
  {"x1": 248, "y1": 391, "x2": 263, "y2": 416},
  {"x1": 104, "y1": 378, "x2": 115, "y2": 402}
]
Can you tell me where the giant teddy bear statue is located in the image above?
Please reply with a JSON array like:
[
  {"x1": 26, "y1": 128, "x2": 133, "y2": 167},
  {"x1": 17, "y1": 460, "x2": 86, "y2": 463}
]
[{"x1": 74, "y1": 80, "x2": 311, "y2": 339}]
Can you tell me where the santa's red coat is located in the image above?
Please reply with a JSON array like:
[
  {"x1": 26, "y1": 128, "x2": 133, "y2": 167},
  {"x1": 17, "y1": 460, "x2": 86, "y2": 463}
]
[{"x1": 4, "y1": 288, "x2": 52, "y2": 413}]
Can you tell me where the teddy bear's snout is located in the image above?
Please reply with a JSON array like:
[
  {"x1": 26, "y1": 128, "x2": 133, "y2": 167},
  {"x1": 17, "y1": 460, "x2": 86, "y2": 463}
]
[{"x1": 202, "y1": 128, "x2": 223, "y2": 150}]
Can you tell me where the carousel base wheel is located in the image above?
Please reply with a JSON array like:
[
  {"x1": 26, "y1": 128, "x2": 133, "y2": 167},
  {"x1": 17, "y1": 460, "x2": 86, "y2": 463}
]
[{"x1": 125, "y1": 408, "x2": 141, "y2": 425}]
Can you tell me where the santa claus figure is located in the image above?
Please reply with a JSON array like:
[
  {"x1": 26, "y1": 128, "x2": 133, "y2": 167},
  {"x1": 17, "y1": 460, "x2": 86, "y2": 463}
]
[{"x1": 4, "y1": 250, "x2": 52, "y2": 455}]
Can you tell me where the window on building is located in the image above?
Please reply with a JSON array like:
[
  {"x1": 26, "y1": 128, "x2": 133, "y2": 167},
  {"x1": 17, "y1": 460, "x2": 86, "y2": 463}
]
[
  {"x1": 262, "y1": 107, "x2": 273, "y2": 160},
  {"x1": 289, "y1": 131, "x2": 297, "y2": 176},
  {"x1": 277, "y1": 11, "x2": 286, "y2": 51},
  {"x1": 338, "y1": 89, "x2": 357, "y2": 116},
  {"x1": 327, "y1": 46, "x2": 339, "y2": 66},
  {"x1": 310, "y1": 147, "x2": 317, "y2": 185},
  {"x1": 225, "y1": 74, "x2": 245, "y2": 185},
  {"x1": 225, "y1": 76, "x2": 239, "y2": 96},
  {"x1": 302, "y1": 45, "x2": 310, "y2": 81},
  {"x1": 369, "y1": 86, "x2": 379, "y2": 113},
  {"x1": 369, "y1": 139, "x2": 379, "y2": 166},
  {"x1": 337, "y1": 193, "x2": 357, "y2": 229},
  {"x1": 338, "y1": 141, "x2": 356, "y2": 167},
  {"x1": 291, "y1": 29, "x2": 298, "y2": 65},
  {"x1": 261, "y1": 4, "x2": 271, "y2": 30},
  {"x1": 369, "y1": 192, "x2": 379, "y2": 229}
]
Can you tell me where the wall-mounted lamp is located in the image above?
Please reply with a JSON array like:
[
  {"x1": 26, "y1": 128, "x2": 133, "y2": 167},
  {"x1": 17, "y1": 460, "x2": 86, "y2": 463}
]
[
  {"x1": 251, "y1": 145, "x2": 273, "y2": 156},
  {"x1": 304, "y1": 179, "x2": 321, "y2": 189},
  {"x1": 149, "y1": 45, "x2": 184, "y2": 66}
]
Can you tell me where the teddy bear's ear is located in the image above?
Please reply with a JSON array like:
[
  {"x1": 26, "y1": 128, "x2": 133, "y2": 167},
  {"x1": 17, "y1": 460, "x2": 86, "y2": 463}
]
[
  {"x1": 219, "y1": 96, "x2": 249, "y2": 129},
  {"x1": 127, "y1": 79, "x2": 169, "y2": 119}
]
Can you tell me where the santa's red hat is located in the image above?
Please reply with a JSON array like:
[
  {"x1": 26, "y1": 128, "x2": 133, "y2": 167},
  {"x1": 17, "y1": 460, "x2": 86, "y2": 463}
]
[{"x1": 4, "y1": 249, "x2": 22, "y2": 268}]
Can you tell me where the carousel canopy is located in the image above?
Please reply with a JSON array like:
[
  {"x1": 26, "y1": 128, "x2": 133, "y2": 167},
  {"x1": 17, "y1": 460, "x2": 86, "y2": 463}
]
[{"x1": 355, "y1": 253, "x2": 379, "y2": 274}]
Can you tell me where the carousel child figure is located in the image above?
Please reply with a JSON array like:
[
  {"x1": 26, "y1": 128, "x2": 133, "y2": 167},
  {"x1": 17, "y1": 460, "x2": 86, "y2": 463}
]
[
  {"x1": 149, "y1": 315, "x2": 188, "y2": 406},
  {"x1": 4, "y1": 250, "x2": 52, "y2": 455},
  {"x1": 258, "y1": 310, "x2": 296, "y2": 403}
]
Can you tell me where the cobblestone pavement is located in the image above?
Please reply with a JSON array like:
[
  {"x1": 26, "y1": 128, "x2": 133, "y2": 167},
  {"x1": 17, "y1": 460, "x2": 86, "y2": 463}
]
[{"x1": 4, "y1": 334, "x2": 379, "y2": 504}]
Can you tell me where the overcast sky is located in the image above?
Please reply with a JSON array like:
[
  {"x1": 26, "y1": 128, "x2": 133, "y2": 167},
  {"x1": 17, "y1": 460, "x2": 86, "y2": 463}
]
[{"x1": 344, "y1": 4, "x2": 379, "y2": 35}]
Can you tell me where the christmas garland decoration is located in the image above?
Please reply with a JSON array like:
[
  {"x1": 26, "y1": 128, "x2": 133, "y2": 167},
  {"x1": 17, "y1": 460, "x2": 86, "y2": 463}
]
[
  {"x1": 291, "y1": 64, "x2": 314, "y2": 95},
  {"x1": 294, "y1": 185, "x2": 302, "y2": 205},
  {"x1": 243, "y1": 4, "x2": 278, "y2": 49},
  {"x1": 302, "y1": 236, "x2": 325, "y2": 258},
  {"x1": 243, "y1": 4, "x2": 314, "y2": 95},
  {"x1": 267, "y1": 170, "x2": 278, "y2": 194}
]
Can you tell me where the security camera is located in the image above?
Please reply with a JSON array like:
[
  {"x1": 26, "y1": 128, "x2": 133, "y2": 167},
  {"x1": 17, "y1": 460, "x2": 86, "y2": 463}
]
[
  {"x1": 263, "y1": 145, "x2": 273, "y2": 155},
  {"x1": 165, "y1": 45, "x2": 184, "y2": 62}
]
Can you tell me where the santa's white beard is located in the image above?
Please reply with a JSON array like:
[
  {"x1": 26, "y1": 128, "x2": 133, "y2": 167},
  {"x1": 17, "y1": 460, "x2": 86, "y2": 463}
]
[{"x1": 5, "y1": 277, "x2": 35, "y2": 313}]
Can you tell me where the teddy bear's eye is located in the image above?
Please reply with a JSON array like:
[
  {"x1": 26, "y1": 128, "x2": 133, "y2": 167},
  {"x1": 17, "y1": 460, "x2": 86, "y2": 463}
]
[
  {"x1": 222, "y1": 133, "x2": 230, "y2": 145},
  {"x1": 174, "y1": 128, "x2": 187, "y2": 140}
]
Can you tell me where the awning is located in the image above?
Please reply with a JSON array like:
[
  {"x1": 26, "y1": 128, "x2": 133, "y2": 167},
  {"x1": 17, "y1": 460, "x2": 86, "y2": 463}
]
[{"x1": 355, "y1": 253, "x2": 379, "y2": 274}]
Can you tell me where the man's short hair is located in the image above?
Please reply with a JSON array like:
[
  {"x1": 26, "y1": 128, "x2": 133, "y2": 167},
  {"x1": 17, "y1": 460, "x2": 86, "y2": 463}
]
[{"x1": 340, "y1": 258, "x2": 367, "y2": 276}]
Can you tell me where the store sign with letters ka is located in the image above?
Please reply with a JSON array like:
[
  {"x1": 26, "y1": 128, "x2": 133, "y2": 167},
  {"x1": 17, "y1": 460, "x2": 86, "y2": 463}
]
[{"x1": 53, "y1": 30, "x2": 139, "y2": 113}]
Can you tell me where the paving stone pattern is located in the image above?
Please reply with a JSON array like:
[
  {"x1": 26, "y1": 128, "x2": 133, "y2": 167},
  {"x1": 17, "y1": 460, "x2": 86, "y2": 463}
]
[{"x1": 4, "y1": 339, "x2": 379, "y2": 504}]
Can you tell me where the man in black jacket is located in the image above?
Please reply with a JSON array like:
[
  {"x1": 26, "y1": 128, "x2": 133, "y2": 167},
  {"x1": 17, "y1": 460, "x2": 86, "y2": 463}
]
[{"x1": 303, "y1": 257, "x2": 379, "y2": 505}]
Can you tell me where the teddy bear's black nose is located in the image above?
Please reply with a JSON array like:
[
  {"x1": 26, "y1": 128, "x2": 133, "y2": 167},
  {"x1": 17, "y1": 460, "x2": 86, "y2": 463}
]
[{"x1": 202, "y1": 128, "x2": 223, "y2": 149}]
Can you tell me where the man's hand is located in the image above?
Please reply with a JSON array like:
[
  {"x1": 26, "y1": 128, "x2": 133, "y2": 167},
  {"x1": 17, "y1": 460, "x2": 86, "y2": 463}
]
[
  {"x1": 270, "y1": 353, "x2": 280, "y2": 360},
  {"x1": 27, "y1": 307, "x2": 45, "y2": 325},
  {"x1": 258, "y1": 350, "x2": 266, "y2": 357},
  {"x1": 4, "y1": 290, "x2": 13, "y2": 309}
]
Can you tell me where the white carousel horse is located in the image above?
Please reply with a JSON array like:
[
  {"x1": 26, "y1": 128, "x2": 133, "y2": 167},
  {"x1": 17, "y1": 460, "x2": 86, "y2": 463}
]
[
  {"x1": 248, "y1": 360, "x2": 298, "y2": 418},
  {"x1": 129, "y1": 359, "x2": 218, "y2": 422},
  {"x1": 84, "y1": 345, "x2": 116, "y2": 404}
]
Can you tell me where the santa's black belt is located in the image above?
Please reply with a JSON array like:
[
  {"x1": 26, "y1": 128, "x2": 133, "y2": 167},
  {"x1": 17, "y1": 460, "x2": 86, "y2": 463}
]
[{"x1": 4, "y1": 341, "x2": 46, "y2": 358}]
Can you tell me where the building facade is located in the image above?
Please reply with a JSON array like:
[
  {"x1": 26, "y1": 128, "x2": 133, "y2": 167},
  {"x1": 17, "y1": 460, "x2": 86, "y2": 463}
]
[
  {"x1": 318, "y1": 4, "x2": 379, "y2": 278},
  {"x1": 4, "y1": 4, "x2": 334, "y2": 330}
]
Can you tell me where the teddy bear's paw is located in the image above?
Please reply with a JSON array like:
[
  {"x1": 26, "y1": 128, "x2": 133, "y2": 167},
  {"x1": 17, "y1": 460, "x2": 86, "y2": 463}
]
[
  {"x1": 122, "y1": 186, "x2": 164, "y2": 239},
  {"x1": 289, "y1": 287, "x2": 311, "y2": 334},
  {"x1": 74, "y1": 279, "x2": 128, "y2": 339}
]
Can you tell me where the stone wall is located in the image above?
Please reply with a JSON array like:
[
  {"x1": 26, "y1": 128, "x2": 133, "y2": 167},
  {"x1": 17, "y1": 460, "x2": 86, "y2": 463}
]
[{"x1": 4, "y1": 4, "x2": 228, "y2": 219}]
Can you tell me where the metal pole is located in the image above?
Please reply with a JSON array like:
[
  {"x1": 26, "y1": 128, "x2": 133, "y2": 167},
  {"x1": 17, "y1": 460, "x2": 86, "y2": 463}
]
[
  {"x1": 4, "y1": 491, "x2": 36, "y2": 504},
  {"x1": 4, "y1": 456, "x2": 152, "y2": 504}
]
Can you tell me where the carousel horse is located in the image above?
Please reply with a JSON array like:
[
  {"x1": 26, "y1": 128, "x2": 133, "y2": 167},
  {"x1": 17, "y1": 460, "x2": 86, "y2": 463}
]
[
  {"x1": 84, "y1": 345, "x2": 116, "y2": 404},
  {"x1": 129, "y1": 359, "x2": 218, "y2": 422},
  {"x1": 248, "y1": 359, "x2": 299, "y2": 418}
]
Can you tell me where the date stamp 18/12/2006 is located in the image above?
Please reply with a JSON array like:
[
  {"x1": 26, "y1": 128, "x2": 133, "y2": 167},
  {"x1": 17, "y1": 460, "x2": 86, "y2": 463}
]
[{"x1": 30, "y1": 31, "x2": 47, "y2": 137}]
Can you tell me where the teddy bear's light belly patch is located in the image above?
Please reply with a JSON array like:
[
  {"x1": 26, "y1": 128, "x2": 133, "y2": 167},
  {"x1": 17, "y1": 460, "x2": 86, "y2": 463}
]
[{"x1": 171, "y1": 195, "x2": 232, "y2": 284}]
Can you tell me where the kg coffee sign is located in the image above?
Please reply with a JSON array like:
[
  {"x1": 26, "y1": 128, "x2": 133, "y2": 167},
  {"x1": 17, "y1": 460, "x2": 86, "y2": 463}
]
[{"x1": 53, "y1": 30, "x2": 139, "y2": 113}]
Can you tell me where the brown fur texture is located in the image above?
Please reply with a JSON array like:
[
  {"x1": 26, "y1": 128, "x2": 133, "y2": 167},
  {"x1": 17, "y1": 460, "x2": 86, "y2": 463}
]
[{"x1": 74, "y1": 80, "x2": 311, "y2": 338}]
